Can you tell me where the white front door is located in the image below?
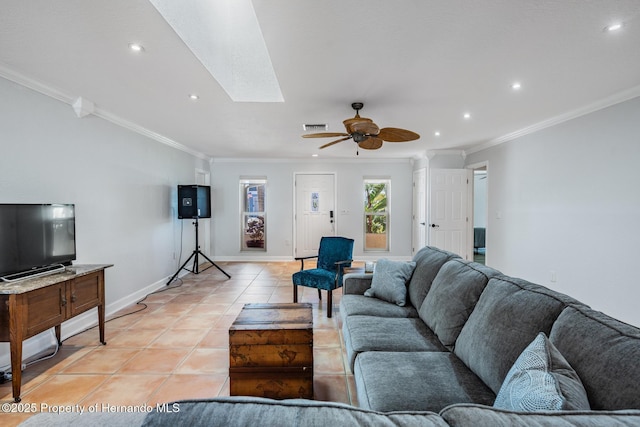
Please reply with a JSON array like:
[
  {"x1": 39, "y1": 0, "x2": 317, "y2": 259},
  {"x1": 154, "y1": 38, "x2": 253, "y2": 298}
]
[
  {"x1": 428, "y1": 168, "x2": 471, "y2": 259},
  {"x1": 294, "y1": 173, "x2": 336, "y2": 258},
  {"x1": 412, "y1": 168, "x2": 426, "y2": 255}
]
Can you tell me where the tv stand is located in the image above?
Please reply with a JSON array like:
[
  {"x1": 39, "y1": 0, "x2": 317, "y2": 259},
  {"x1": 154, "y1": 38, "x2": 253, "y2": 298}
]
[{"x1": 0, "y1": 264, "x2": 112, "y2": 402}]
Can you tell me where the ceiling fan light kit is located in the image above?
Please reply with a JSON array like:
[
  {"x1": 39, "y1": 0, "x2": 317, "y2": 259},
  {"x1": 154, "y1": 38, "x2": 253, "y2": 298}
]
[{"x1": 301, "y1": 102, "x2": 420, "y2": 152}]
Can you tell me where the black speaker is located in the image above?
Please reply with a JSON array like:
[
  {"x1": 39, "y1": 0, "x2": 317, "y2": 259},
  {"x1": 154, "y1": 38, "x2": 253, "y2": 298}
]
[{"x1": 177, "y1": 185, "x2": 211, "y2": 219}]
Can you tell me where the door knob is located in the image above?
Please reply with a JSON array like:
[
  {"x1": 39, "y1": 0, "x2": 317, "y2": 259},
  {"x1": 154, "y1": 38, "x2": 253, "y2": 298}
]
[
  {"x1": 420, "y1": 222, "x2": 426, "y2": 226},
  {"x1": 430, "y1": 224, "x2": 439, "y2": 228}
]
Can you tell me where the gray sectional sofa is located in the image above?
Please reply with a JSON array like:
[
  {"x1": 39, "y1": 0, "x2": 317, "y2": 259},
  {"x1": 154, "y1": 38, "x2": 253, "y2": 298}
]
[
  {"x1": 21, "y1": 246, "x2": 640, "y2": 426},
  {"x1": 340, "y1": 246, "x2": 640, "y2": 422}
]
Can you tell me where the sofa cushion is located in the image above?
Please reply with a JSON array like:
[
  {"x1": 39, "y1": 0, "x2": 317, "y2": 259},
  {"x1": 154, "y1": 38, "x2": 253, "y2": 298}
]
[
  {"x1": 440, "y1": 404, "x2": 640, "y2": 427},
  {"x1": 340, "y1": 294, "x2": 419, "y2": 318},
  {"x1": 364, "y1": 259, "x2": 416, "y2": 306},
  {"x1": 354, "y1": 351, "x2": 495, "y2": 412},
  {"x1": 550, "y1": 305, "x2": 640, "y2": 410},
  {"x1": 454, "y1": 276, "x2": 573, "y2": 395},
  {"x1": 493, "y1": 332, "x2": 590, "y2": 411},
  {"x1": 141, "y1": 397, "x2": 449, "y2": 427},
  {"x1": 407, "y1": 246, "x2": 460, "y2": 310},
  {"x1": 342, "y1": 315, "x2": 447, "y2": 371},
  {"x1": 419, "y1": 259, "x2": 500, "y2": 349}
]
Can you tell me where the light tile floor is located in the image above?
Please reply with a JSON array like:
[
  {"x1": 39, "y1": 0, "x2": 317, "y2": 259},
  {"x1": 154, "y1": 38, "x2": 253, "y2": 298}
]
[{"x1": 0, "y1": 261, "x2": 358, "y2": 426}]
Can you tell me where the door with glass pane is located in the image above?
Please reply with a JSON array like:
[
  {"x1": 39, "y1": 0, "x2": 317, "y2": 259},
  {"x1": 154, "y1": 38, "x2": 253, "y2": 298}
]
[{"x1": 294, "y1": 173, "x2": 336, "y2": 258}]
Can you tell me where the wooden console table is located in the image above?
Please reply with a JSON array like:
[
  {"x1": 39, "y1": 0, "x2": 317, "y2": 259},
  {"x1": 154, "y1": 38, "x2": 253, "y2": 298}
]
[{"x1": 0, "y1": 264, "x2": 112, "y2": 402}]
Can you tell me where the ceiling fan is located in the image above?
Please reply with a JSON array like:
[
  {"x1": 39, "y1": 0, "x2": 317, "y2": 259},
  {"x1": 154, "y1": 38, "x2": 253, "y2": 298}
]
[{"x1": 302, "y1": 102, "x2": 420, "y2": 151}]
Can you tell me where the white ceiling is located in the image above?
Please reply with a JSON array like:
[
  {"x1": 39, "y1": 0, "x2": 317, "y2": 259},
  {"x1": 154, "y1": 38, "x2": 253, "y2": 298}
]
[{"x1": 1, "y1": 0, "x2": 639, "y2": 160}]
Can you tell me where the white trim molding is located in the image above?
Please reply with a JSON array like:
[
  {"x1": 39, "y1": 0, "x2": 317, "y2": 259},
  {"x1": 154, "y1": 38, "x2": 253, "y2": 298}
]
[
  {"x1": 0, "y1": 64, "x2": 211, "y2": 162},
  {"x1": 466, "y1": 85, "x2": 640, "y2": 155}
]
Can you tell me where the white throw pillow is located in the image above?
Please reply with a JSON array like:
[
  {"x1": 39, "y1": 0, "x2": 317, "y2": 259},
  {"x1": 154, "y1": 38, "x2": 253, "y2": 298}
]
[{"x1": 493, "y1": 332, "x2": 590, "y2": 411}]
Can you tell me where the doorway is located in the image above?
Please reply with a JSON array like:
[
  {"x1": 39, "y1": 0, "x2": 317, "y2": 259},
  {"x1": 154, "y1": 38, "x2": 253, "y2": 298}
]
[
  {"x1": 195, "y1": 169, "x2": 211, "y2": 257},
  {"x1": 412, "y1": 168, "x2": 426, "y2": 256},
  {"x1": 294, "y1": 173, "x2": 336, "y2": 258},
  {"x1": 469, "y1": 163, "x2": 488, "y2": 265}
]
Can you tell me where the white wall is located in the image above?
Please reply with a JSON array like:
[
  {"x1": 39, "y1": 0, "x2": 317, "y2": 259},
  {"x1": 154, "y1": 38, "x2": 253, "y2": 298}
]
[
  {"x1": 210, "y1": 159, "x2": 414, "y2": 260},
  {"x1": 465, "y1": 96, "x2": 640, "y2": 326},
  {"x1": 0, "y1": 77, "x2": 209, "y2": 364}
]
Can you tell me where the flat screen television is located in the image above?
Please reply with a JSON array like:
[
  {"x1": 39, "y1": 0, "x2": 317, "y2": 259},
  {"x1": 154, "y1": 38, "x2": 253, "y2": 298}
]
[{"x1": 0, "y1": 204, "x2": 76, "y2": 281}]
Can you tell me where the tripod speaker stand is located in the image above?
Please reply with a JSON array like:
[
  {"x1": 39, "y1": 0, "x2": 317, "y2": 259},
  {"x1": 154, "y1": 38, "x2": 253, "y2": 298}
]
[{"x1": 167, "y1": 217, "x2": 230, "y2": 285}]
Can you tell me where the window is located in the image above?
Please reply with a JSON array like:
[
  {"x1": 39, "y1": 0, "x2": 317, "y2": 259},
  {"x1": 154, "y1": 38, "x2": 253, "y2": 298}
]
[
  {"x1": 241, "y1": 179, "x2": 266, "y2": 251},
  {"x1": 364, "y1": 179, "x2": 389, "y2": 251}
]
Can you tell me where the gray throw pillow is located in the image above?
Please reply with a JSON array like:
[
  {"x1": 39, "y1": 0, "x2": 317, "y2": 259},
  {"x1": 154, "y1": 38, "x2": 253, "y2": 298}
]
[
  {"x1": 493, "y1": 332, "x2": 590, "y2": 411},
  {"x1": 364, "y1": 259, "x2": 416, "y2": 306}
]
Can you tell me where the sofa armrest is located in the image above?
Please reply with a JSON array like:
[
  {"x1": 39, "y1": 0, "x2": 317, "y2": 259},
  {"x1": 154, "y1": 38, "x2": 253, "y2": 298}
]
[
  {"x1": 440, "y1": 403, "x2": 640, "y2": 426},
  {"x1": 343, "y1": 273, "x2": 373, "y2": 295}
]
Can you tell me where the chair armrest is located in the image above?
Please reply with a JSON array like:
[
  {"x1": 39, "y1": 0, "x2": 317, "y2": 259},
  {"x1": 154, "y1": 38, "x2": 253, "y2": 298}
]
[
  {"x1": 294, "y1": 255, "x2": 318, "y2": 271},
  {"x1": 343, "y1": 273, "x2": 374, "y2": 295}
]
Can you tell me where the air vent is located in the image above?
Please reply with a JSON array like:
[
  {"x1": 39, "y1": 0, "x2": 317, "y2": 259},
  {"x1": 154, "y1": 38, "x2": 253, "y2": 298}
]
[{"x1": 303, "y1": 124, "x2": 328, "y2": 131}]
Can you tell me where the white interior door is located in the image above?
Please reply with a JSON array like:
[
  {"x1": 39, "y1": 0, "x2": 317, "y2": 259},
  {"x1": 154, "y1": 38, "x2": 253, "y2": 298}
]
[
  {"x1": 428, "y1": 168, "x2": 470, "y2": 259},
  {"x1": 294, "y1": 173, "x2": 336, "y2": 258},
  {"x1": 412, "y1": 168, "x2": 426, "y2": 255}
]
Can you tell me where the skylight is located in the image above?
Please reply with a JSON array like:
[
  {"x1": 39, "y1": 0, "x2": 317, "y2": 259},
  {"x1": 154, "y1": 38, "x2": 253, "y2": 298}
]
[{"x1": 149, "y1": 0, "x2": 284, "y2": 103}]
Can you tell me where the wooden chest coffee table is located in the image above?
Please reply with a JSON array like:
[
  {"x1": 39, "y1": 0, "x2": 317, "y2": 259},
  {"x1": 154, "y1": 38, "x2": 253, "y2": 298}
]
[{"x1": 229, "y1": 302, "x2": 313, "y2": 399}]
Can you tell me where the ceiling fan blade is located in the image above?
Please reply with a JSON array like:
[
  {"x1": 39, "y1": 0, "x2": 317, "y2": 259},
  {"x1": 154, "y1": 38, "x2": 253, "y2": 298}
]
[
  {"x1": 343, "y1": 116, "x2": 373, "y2": 134},
  {"x1": 358, "y1": 137, "x2": 383, "y2": 150},
  {"x1": 320, "y1": 136, "x2": 352, "y2": 149},
  {"x1": 377, "y1": 127, "x2": 420, "y2": 142},
  {"x1": 351, "y1": 121, "x2": 380, "y2": 135},
  {"x1": 302, "y1": 132, "x2": 349, "y2": 138}
]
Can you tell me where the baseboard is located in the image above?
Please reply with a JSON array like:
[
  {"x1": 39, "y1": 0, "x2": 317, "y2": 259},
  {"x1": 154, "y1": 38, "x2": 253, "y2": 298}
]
[
  {"x1": 0, "y1": 333, "x2": 57, "y2": 372},
  {"x1": 0, "y1": 269, "x2": 190, "y2": 371},
  {"x1": 58, "y1": 271, "x2": 188, "y2": 341},
  {"x1": 213, "y1": 256, "x2": 294, "y2": 262},
  {"x1": 213, "y1": 255, "x2": 411, "y2": 262}
]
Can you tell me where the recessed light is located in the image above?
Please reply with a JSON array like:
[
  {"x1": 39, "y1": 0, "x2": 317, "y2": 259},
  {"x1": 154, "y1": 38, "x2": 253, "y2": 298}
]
[
  {"x1": 189, "y1": 94, "x2": 200, "y2": 101},
  {"x1": 463, "y1": 112, "x2": 471, "y2": 120},
  {"x1": 511, "y1": 82, "x2": 522, "y2": 90},
  {"x1": 128, "y1": 43, "x2": 145, "y2": 53},
  {"x1": 605, "y1": 22, "x2": 623, "y2": 32},
  {"x1": 311, "y1": 154, "x2": 319, "y2": 157},
  {"x1": 434, "y1": 131, "x2": 441, "y2": 137}
]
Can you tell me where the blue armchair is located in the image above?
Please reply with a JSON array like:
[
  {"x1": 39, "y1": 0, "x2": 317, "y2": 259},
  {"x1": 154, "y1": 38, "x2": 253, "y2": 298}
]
[{"x1": 292, "y1": 236, "x2": 354, "y2": 318}]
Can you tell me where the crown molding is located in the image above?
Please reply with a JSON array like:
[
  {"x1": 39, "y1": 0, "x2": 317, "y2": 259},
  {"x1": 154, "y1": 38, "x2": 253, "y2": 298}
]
[
  {"x1": 94, "y1": 108, "x2": 211, "y2": 161},
  {"x1": 426, "y1": 149, "x2": 466, "y2": 160},
  {"x1": 211, "y1": 157, "x2": 412, "y2": 164},
  {"x1": 0, "y1": 62, "x2": 74, "y2": 104},
  {"x1": 0, "y1": 64, "x2": 211, "y2": 162},
  {"x1": 465, "y1": 85, "x2": 640, "y2": 155}
]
